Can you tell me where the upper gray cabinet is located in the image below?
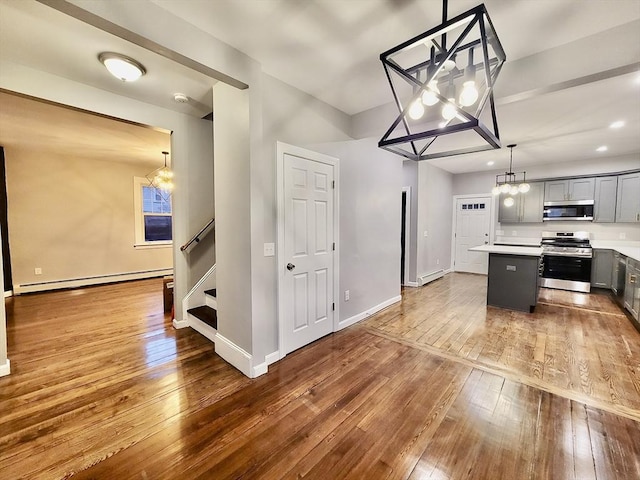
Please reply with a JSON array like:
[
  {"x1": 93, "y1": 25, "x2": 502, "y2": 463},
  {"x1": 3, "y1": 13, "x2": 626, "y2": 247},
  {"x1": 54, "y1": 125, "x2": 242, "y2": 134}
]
[
  {"x1": 498, "y1": 182, "x2": 544, "y2": 223},
  {"x1": 594, "y1": 176, "x2": 618, "y2": 223},
  {"x1": 616, "y1": 172, "x2": 640, "y2": 223},
  {"x1": 544, "y1": 178, "x2": 595, "y2": 202}
]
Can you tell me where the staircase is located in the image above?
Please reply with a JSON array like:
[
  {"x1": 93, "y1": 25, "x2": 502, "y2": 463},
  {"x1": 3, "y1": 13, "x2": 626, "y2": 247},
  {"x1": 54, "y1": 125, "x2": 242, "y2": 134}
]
[{"x1": 187, "y1": 288, "x2": 218, "y2": 342}]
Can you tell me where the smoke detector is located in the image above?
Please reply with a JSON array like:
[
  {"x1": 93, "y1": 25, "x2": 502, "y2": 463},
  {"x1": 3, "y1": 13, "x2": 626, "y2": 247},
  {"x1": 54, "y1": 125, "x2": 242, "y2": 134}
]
[{"x1": 173, "y1": 93, "x2": 189, "y2": 103}]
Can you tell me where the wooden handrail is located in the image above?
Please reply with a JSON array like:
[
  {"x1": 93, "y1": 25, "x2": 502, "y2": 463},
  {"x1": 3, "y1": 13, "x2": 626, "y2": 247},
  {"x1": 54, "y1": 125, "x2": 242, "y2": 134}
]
[{"x1": 180, "y1": 218, "x2": 215, "y2": 252}]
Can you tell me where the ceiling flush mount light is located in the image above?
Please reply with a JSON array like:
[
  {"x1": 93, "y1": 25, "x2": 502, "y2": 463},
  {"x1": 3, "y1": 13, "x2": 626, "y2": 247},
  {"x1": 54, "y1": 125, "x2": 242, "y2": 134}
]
[
  {"x1": 487, "y1": 161, "x2": 494, "y2": 166},
  {"x1": 147, "y1": 151, "x2": 174, "y2": 195},
  {"x1": 98, "y1": 52, "x2": 146, "y2": 82},
  {"x1": 609, "y1": 120, "x2": 625, "y2": 129},
  {"x1": 491, "y1": 144, "x2": 529, "y2": 206},
  {"x1": 378, "y1": 0, "x2": 505, "y2": 160},
  {"x1": 596, "y1": 145, "x2": 608, "y2": 152}
]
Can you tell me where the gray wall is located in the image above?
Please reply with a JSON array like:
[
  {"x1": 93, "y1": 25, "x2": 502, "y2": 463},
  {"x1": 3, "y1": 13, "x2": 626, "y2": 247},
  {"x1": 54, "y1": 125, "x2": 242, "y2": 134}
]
[
  {"x1": 311, "y1": 138, "x2": 403, "y2": 321},
  {"x1": 402, "y1": 161, "x2": 419, "y2": 283},
  {"x1": 417, "y1": 163, "x2": 453, "y2": 276}
]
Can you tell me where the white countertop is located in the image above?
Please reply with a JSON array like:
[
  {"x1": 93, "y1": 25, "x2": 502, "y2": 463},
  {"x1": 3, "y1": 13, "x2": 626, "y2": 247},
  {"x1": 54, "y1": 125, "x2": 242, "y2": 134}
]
[
  {"x1": 591, "y1": 241, "x2": 640, "y2": 262},
  {"x1": 469, "y1": 241, "x2": 640, "y2": 262},
  {"x1": 469, "y1": 244, "x2": 543, "y2": 257}
]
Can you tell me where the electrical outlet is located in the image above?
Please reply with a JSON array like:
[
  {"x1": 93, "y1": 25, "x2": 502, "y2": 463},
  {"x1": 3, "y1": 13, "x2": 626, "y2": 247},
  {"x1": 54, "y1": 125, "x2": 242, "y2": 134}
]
[
  {"x1": 496, "y1": 230, "x2": 505, "y2": 236},
  {"x1": 436, "y1": 259, "x2": 440, "y2": 265},
  {"x1": 511, "y1": 231, "x2": 517, "y2": 236},
  {"x1": 619, "y1": 232, "x2": 626, "y2": 240},
  {"x1": 423, "y1": 231, "x2": 428, "y2": 237},
  {"x1": 344, "y1": 290, "x2": 350, "y2": 301},
  {"x1": 35, "y1": 267, "x2": 42, "y2": 275}
]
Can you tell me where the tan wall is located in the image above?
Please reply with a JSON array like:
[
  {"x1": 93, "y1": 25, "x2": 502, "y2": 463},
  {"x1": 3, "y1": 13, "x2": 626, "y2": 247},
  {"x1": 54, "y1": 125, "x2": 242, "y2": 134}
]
[{"x1": 5, "y1": 146, "x2": 173, "y2": 288}]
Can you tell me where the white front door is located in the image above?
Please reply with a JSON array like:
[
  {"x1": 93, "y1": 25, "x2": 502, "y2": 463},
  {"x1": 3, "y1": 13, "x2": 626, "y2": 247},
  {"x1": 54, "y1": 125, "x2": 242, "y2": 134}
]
[
  {"x1": 454, "y1": 197, "x2": 491, "y2": 274},
  {"x1": 278, "y1": 144, "x2": 337, "y2": 355}
]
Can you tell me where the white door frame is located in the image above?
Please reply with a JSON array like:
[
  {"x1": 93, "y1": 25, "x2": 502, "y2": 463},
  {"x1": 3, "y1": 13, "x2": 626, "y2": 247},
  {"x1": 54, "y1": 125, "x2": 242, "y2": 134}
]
[
  {"x1": 401, "y1": 187, "x2": 411, "y2": 286},
  {"x1": 450, "y1": 193, "x2": 496, "y2": 272},
  {"x1": 276, "y1": 141, "x2": 340, "y2": 360}
]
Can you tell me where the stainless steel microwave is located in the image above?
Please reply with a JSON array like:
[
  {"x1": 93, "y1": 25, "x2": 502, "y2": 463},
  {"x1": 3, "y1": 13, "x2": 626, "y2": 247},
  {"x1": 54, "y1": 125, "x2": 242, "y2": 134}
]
[{"x1": 542, "y1": 200, "x2": 594, "y2": 221}]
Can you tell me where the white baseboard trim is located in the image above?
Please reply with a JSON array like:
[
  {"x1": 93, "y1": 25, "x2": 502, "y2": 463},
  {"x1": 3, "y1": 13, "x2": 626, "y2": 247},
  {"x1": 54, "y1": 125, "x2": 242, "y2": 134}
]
[
  {"x1": 404, "y1": 282, "x2": 420, "y2": 288},
  {"x1": 4, "y1": 290, "x2": 13, "y2": 298},
  {"x1": 14, "y1": 268, "x2": 173, "y2": 295},
  {"x1": 337, "y1": 295, "x2": 402, "y2": 331},
  {"x1": 188, "y1": 315, "x2": 217, "y2": 343},
  {"x1": 172, "y1": 318, "x2": 189, "y2": 329},
  {"x1": 214, "y1": 332, "x2": 259, "y2": 378},
  {"x1": 0, "y1": 359, "x2": 10, "y2": 377},
  {"x1": 252, "y1": 350, "x2": 280, "y2": 377}
]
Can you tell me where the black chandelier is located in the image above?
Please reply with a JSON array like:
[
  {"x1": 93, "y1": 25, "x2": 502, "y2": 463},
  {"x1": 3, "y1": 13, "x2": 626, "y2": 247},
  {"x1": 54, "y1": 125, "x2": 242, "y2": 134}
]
[
  {"x1": 378, "y1": 0, "x2": 506, "y2": 160},
  {"x1": 492, "y1": 144, "x2": 530, "y2": 207}
]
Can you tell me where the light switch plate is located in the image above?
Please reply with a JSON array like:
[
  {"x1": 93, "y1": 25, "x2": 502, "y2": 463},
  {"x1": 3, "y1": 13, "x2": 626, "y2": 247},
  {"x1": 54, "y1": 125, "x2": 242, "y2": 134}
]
[{"x1": 264, "y1": 243, "x2": 275, "y2": 257}]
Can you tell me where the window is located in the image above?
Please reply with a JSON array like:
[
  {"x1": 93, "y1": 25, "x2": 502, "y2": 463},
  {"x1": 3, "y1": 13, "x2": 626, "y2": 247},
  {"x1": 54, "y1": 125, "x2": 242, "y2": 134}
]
[{"x1": 134, "y1": 177, "x2": 172, "y2": 247}]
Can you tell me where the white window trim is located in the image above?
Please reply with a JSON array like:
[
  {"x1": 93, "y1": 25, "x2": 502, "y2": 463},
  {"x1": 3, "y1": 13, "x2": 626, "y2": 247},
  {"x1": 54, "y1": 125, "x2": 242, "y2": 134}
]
[{"x1": 133, "y1": 176, "x2": 173, "y2": 248}]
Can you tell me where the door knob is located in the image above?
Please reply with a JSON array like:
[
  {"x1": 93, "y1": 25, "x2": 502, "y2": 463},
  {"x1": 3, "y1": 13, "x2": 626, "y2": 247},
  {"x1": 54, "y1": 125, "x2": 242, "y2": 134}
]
[{"x1": 286, "y1": 263, "x2": 296, "y2": 271}]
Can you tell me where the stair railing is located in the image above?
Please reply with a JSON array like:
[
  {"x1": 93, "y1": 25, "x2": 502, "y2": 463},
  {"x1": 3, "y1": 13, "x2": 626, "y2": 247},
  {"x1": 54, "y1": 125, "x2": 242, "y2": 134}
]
[{"x1": 181, "y1": 218, "x2": 215, "y2": 253}]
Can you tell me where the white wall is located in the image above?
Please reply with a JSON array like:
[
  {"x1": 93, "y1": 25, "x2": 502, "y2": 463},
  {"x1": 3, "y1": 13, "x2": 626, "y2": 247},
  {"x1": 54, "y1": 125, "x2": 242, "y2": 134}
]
[
  {"x1": 417, "y1": 163, "x2": 453, "y2": 276},
  {"x1": 5, "y1": 146, "x2": 172, "y2": 288}
]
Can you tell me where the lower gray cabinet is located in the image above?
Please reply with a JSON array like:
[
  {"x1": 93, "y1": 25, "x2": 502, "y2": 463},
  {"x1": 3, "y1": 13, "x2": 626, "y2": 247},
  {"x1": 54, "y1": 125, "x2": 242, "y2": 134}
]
[
  {"x1": 625, "y1": 258, "x2": 640, "y2": 321},
  {"x1": 487, "y1": 253, "x2": 540, "y2": 312},
  {"x1": 591, "y1": 249, "x2": 613, "y2": 288}
]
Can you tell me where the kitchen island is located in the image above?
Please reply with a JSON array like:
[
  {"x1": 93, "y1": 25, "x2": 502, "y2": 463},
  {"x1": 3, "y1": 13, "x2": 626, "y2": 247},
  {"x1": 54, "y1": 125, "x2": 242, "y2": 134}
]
[{"x1": 469, "y1": 244, "x2": 542, "y2": 312}]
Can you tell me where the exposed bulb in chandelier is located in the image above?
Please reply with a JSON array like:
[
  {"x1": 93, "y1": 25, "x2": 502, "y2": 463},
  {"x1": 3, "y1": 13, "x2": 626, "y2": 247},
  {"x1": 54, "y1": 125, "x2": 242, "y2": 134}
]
[
  {"x1": 503, "y1": 196, "x2": 515, "y2": 207},
  {"x1": 442, "y1": 98, "x2": 457, "y2": 120},
  {"x1": 421, "y1": 81, "x2": 440, "y2": 106},
  {"x1": 518, "y1": 182, "x2": 530, "y2": 193},
  {"x1": 509, "y1": 185, "x2": 520, "y2": 196},
  {"x1": 408, "y1": 99, "x2": 425, "y2": 120},
  {"x1": 491, "y1": 185, "x2": 501, "y2": 196},
  {"x1": 459, "y1": 80, "x2": 479, "y2": 107},
  {"x1": 499, "y1": 183, "x2": 511, "y2": 194}
]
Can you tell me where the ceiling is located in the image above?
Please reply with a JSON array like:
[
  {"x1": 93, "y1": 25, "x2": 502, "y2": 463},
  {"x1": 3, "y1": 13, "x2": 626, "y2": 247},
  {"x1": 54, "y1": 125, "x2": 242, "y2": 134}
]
[{"x1": 0, "y1": 0, "x2": 639, "y2": 174}]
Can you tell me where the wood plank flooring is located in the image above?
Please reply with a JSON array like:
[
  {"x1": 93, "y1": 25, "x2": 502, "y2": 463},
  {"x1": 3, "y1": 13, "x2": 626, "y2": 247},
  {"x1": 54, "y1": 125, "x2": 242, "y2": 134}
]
[{"x1": 1, "y1": 275, "x2": 639, "y2": 479}]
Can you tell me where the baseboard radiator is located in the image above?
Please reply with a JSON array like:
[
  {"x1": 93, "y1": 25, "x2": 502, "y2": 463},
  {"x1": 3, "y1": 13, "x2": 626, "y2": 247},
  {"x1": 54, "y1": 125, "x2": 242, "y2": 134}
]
[
  {"x1": 14, "y1": 268, "x2": 173, "y2": 294},
  {"x1": 418, "y1": 269, "x2": 445, "y2": 286}
]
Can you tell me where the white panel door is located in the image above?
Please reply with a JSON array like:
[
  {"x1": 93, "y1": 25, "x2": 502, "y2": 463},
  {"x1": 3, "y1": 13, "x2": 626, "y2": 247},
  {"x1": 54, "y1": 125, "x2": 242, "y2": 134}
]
[
  {"x1": 454, "y1": 197, "x2": 491, "y2": 274},
  {"x1": 283, "y1": 153, "x2": 334, "y2": 354}
]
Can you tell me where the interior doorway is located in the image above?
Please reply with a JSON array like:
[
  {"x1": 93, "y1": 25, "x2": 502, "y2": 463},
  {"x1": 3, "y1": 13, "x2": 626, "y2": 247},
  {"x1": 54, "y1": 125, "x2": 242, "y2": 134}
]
[
  {"x1": 0, "y1": 147, "x2": 12, "y2": 294},
  {"x1": 401, "y1": 187, "x2": 411, "y2": 286}
]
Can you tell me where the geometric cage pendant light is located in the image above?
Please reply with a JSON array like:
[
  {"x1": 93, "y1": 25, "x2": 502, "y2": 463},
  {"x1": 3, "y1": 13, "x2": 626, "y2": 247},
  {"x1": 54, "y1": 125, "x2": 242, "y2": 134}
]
[
  {"x1": 492, "y1": 144, "x2": 530, "y2": 207},
  {"x1": 378, "y1": 0, "x2": 506, "y2": 160}
]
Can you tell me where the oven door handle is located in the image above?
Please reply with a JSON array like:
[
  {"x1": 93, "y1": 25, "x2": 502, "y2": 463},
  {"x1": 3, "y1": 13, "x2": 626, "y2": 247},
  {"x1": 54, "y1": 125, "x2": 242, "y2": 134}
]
[{"x1": 541, "y1": 252, "x2": 592, "y2": 259}]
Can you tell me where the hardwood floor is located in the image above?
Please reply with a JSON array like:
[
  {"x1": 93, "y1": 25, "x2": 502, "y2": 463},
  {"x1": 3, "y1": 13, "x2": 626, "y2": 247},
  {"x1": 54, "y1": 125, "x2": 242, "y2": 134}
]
[{"x1": 1, "y1": 275, "x2": 639, "y2": 479}]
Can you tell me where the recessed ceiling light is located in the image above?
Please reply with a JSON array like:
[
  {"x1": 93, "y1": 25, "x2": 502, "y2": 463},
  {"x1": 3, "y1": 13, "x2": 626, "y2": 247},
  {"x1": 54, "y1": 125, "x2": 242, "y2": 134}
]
[
  {"x1": 609, "y1": 120, "x2": 625, "y2": 129},
  {"x1": 98, "y1": 52, "x2": 146, "y2": 82},
  {"x1": 596, "y1": 145, "x2": 608, "y2": 152},
  {"x1": 487, "y1": 161, "x2": 494, "y2": 166}
]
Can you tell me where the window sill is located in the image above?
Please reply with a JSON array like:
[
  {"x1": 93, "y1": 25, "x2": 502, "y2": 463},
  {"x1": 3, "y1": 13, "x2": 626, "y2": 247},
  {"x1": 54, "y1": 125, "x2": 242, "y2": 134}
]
[{"x1": 134, "y1": 242, "x2": 173, "y2": 250}]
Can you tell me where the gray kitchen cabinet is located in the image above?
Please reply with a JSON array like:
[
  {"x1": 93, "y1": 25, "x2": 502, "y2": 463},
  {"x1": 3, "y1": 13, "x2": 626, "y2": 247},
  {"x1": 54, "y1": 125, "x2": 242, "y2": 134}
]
[
  {"x1": 615, "y1": 172, "x2": 640, "y2": 223},
  {"x1": 544, "y1": 178, "x2": 595, "y2": 202},
  {"x1": 498, "y1": 182, "x2": 544, "y2": 223},
  {"x1": 594, "y1": 176, "x2": 618, "y2": 222},
  {"x1": 487, "y1": 253, "x2": 540, "y2": 312},
  {"x1": 624, "y1": 257, "x2": 640, "y2": 320},
  {"x1": 591, "y1": 249, "x2": 613, "y2": 288}
]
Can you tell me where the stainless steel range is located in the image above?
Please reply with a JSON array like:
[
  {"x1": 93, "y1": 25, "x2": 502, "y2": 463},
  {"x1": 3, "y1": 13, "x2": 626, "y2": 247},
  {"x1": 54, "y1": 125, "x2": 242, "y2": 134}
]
[{"x1": 540, "y1": 231, "x2": 592, "y2": 293}]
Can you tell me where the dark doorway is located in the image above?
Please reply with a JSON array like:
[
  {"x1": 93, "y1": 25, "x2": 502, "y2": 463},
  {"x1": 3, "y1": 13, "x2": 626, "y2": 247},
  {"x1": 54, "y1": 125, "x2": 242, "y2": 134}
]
[
  {"x1": 0, "y1": 147, "x2": 13, "y2": 292},
  {"x1": 401, "y1": 190, "x2": 406, "y2": 285}
]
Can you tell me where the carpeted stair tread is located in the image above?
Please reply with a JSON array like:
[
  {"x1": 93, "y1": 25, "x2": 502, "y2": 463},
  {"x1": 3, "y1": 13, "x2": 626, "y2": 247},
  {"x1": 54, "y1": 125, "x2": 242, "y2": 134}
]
[{"x1": 187, "y1": 305, "x2": 217, "y2": 330}]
